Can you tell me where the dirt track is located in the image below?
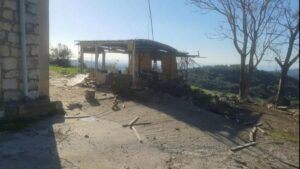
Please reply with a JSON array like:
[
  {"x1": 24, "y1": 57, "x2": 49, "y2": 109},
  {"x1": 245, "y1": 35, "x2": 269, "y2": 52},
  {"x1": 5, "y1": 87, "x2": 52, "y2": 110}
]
[{"x1": 0, "y1": 71, "x2": 298, "y2": 169}]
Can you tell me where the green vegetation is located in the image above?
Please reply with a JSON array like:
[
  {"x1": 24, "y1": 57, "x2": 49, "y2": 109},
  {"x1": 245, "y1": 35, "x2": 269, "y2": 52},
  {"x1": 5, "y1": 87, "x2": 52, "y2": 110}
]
[
  {"x1": 190, "y1": 85, "x2": 236, "y2": 97},
  {"x1": 49, "y1": 65, "x2": 79, "y2": 76},
  {"x1": 270, "y1": 130, "x2": 299, "y2": 143},
  {"x1": 50, "y1": 43, "x2": 72, "y2": 67},
  {"x1": 188, "y1": 65, "x2": 299, "y2": 103}
]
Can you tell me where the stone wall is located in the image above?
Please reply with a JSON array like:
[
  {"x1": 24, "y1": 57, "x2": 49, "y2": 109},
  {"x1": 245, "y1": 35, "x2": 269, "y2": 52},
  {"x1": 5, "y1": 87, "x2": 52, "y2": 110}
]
[{"x1": 0, "y1": 0, "x2": 49, "y2": 102}]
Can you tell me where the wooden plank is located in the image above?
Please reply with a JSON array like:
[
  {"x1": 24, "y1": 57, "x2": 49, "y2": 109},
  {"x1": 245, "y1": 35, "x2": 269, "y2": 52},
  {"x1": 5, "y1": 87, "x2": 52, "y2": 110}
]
[
  {"x1": 249, "y1": 126, "x2": 257, "y2": 142},
  {"x1": 122, "y1": 117, "x2": 140, "y2": 127},
  {"x1": 132, "y1": 126, "x2": 143, "y2": 143},
  {"x1": 257, "y1": 127, "x2": 266, "y2": 134},
  {"x1": 65, "y1": 115, "x2": 91, "y2": 119},
  {"x1": 128, "y1": 117, "x2": 139, "y2": 126},
  {"x1": 231, "y1": 142, "x2": 256, "y2": 151}
]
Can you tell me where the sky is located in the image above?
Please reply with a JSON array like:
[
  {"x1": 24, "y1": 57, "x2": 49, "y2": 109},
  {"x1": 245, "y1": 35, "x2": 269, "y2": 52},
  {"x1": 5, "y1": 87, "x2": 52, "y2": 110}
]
[{"x1": 49, "y1": 0, "x2": 299, "y2": 71}]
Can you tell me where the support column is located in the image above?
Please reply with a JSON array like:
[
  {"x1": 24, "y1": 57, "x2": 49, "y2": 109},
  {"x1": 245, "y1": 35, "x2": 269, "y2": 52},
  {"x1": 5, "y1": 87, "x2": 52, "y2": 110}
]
[
  {"x1": 132, "y1": 42, "x2": 136, "y2": 84},
  {"x1": 79, "y1": 47, "x2": 84, "y2": 72},
  {"x1": 95, "y1": 47, "x2": 99, "y2": 75},
  {"x1": 102, "y1": 51, "x2": 106, "y2": 70}
]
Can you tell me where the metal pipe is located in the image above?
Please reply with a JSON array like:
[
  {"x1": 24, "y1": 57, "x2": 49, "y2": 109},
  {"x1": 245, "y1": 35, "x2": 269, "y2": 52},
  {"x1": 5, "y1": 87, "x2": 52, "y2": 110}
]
[{"x1": 19, "y1": 0, "x2": 29, "y2": 98}]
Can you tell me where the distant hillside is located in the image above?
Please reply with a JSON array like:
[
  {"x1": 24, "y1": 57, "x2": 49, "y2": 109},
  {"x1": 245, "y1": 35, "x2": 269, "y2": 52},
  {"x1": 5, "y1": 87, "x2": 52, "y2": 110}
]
[
  {"x1": 188, "y1": 65, "x2": 299, "y2": 100},
  {"x1": 288, "y1": 68, "x2": 299, "y2": 80}
]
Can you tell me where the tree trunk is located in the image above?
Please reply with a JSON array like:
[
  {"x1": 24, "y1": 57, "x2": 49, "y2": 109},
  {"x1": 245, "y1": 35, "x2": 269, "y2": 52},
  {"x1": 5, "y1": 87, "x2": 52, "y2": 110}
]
[
  {"x1": 246, "y1": 56, "x2": 255, "y2": 97},
  {"x1": 239, "y1": 55, "x2": 247, "y2": 100},
  {"x1": 275, "y1": 68, "x2": 288, "y2": 106}
]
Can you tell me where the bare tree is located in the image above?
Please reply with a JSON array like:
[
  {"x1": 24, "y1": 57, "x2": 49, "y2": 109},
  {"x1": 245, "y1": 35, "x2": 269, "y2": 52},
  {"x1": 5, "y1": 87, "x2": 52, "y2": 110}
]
[
  {"x1": 271, "y1": 3, "x2": 299, "y2": 106},
  {"x1": 190, "y1": 0, "x2": 281, "y2": 100}
]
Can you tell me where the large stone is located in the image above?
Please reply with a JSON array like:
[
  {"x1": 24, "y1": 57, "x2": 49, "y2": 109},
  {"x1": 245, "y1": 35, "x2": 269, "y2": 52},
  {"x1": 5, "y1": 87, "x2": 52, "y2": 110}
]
[
  {"x1": 0, "y1": 32, "x2": 6, "y2": 41},
  {"x1": 3, "y1": 58, "x2": 17, "y2": 71},
  {"x1": 8, "y1": 32, "x2": 19, "y2": 44},
  {"x1": 26, "y1": 34, "x2": 39, "y2": 44},
  {"x1": 18, "y1": 99, "x2": 50, "y2": 119},
  {"x1": 3, "y1": 9, "x2": 13, "y2": 20},
  {"x1": 27, "y1": 58, "x2": 38, "y2": 69},
  {"x1": 4, "y1": 70, "x2": 18, "y2": 78},
  {"x1": 0, "y1": 22, "x2": 12, "y2": 31},
  {"x1": 28, "y1": 90, "x2": 39, "y2": 99},
  {"x1": 26, "y1": 13, "x2": 39, "y2": 24},
  {"x1": 10, "y1": 47, "x2": 20, "y2": 57},
  {"x1": 28, "y1": 80, "x2": 38, "y2": 90},
  {"x1": 0, "y1": 45, "x2": 10, "y2": 57},
  {"x1": 12, "y1": 24, "x2": 20, "y2": 33},
  {"x1": 28, "y1": 70, "x2": 39, "y2": 79},
  {"x1": 4, "y1": 0, "x2": 17, "y2": 10},
  {"x1": 30, "y1": 45, "x2": 39, "y2": 55},
  {"x1": 4, "y1": 90, "x2": 22, "y2": 101},
  {"x1": 26, "y1": 3, "x2": 37, "y2": 15},
  {"x1": 2, "y1": 78, "x2": 18, "y2": 90}
]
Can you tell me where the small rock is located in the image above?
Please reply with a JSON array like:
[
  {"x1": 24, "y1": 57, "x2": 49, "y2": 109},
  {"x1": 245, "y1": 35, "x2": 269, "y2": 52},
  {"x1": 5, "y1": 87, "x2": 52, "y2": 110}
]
[{"x1": 84, "y1": 135, "x2": 89, "y2": 138}]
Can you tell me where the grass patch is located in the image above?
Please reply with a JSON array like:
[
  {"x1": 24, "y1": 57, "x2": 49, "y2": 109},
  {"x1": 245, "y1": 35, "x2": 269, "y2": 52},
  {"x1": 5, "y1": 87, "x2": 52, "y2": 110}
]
[
  {"x1": 49, "y1": 65, "x2": 80, "y2": 76},
  {"x1": 270, "y1": 130, "x2": 299, "y2": 143},
  {"x1": 190, "y1": 85, "x2": 236, "y2": 97}
]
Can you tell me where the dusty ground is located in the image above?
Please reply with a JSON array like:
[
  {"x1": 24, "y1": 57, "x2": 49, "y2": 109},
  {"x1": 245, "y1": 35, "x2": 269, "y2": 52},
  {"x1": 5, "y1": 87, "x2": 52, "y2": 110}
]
[{"x1": 0, "y1": 71, "x2": 298, "y2": 169}]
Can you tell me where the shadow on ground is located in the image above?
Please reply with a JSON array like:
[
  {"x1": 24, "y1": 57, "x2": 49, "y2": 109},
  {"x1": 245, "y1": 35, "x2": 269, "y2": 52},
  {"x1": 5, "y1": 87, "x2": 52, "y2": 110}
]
[
  {"x1": 0, "y1": 115, "x2": 65, "y2": 169},
  {"x1": 126, "y1": 89, "x2": 262, "y2": 146}
]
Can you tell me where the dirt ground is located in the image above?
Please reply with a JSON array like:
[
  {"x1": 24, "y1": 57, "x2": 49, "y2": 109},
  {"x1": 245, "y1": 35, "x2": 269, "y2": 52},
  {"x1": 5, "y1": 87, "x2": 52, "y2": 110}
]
[{"x1": 0, "y1": 71, "x2": 298, "y2": 169}]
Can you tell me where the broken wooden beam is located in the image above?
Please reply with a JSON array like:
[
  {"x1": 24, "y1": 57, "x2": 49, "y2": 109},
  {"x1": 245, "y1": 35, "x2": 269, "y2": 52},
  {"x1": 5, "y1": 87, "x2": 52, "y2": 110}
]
[
  {"x1": 65, "y1": 115, "x2": 91, "y2": 119},
  {"x1": 122, "y1": 116, "x2": 140, "y2": 127},
  {"x1": 231, "y1": 142, "x2": 256, "y2": 151},
  {"x1": 249, "y1": 126, "x2": 257, "y2": 142},
  {"x1": 257, "y1": 127, "x2": 266, "y2": 134},
  {"x1": 132, "y1": 126, "x2": 143, "y2": 143}
]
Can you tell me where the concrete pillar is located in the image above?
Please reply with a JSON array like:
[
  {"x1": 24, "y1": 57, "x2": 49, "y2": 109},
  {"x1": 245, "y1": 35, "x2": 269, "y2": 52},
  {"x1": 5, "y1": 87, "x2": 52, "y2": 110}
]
[
  {"x1": 80, "y1": 47, "x2": 84, "y2": 72},
  {"x1": 38, "y1": 0, "x2": 49, "y2": 97},
  {"x1": 132, "y1": 42, "x2": 136, "y2": 84},
  {"x1": 95, "y1": 47, "x2": 99, "y2": 75},
  {"x1": 102, "y1": 51, "x2": 106, "y2": 70}
]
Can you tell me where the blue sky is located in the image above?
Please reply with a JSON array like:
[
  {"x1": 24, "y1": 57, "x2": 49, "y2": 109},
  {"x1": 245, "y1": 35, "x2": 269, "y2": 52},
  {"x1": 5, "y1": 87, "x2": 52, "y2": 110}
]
[{"x1": 50, "y1": 0, "x2": 299, "y2": 71}]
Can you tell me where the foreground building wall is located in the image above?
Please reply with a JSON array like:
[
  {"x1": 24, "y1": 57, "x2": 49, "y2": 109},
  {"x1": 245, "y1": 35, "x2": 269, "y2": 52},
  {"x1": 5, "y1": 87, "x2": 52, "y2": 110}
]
[{"x1": 0, "y1": 0, "x2": 49, "y2": 102}]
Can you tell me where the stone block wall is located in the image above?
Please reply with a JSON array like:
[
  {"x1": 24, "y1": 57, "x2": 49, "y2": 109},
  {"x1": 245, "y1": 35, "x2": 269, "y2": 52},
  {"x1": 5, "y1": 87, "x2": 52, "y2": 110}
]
[{"x1": 0, "y1": 0, "x2": 49, "y2": 102}]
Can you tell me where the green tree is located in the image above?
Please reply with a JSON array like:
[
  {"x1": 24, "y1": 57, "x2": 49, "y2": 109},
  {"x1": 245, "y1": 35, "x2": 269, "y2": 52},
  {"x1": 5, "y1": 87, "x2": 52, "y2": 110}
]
[{"x1": 50, "y1": 43, "x2": 72, "y2": 67}]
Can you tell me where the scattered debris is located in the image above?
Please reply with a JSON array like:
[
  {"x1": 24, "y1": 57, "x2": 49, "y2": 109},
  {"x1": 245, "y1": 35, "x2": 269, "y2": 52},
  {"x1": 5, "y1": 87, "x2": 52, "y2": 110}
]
[
  {"x1": 85, "y1": 90, "x2": 96, "y2": 100},
  {"x1": 277, "y1": 106, "x2": 288, "y2": 111},
  {"x1": 66, "y1": 74, "x2": 88, "y2": 86},
  {"x1": 231, "y1": 142, "x2": 256, "y2": 152},
  {"x1": 66, "y1": 103, "x2": 83, "y2": 110},
  {"x1": 123, "y1": 117, "x2": 143, "y2": 143}
]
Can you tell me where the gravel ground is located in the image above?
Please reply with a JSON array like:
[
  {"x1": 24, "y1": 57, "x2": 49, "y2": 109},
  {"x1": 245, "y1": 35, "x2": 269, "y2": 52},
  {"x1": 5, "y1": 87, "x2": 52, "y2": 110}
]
[{"x1": 0, "y1": 71, "x2": 298, "y2": 169}]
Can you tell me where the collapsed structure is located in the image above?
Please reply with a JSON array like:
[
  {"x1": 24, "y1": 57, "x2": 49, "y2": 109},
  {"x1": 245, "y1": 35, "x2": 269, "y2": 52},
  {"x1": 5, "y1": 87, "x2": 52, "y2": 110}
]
[{"x1": 76, "y1": 39, "x2": 194, "y2": 89}]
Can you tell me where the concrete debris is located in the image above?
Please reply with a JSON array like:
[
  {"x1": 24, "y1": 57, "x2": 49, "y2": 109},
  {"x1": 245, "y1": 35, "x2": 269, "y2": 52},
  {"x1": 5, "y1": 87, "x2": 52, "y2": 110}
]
[
  {"x1": 66, "y1": 103, "x2": 82, "y2": 110},
  {"x1": 66, "y1": 74, "x2": 88, "y2": 86},
  {"x1": 85, "y1": 90, "x2": 95, "y2": 100}
]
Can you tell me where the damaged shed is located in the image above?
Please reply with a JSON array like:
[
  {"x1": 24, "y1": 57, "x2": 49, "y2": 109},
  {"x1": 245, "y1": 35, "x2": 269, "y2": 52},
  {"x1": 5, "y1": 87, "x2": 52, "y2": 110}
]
[{"x1": 76, "y1": 39, "x2": 192, "y2": 87}]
